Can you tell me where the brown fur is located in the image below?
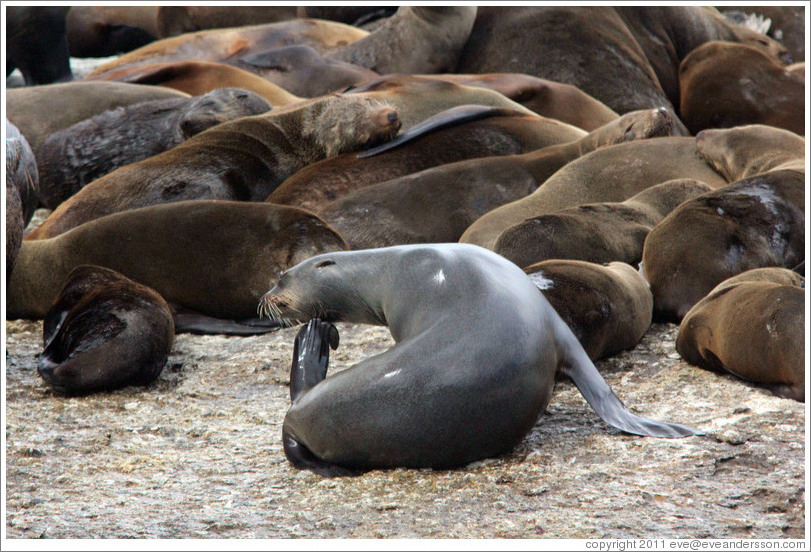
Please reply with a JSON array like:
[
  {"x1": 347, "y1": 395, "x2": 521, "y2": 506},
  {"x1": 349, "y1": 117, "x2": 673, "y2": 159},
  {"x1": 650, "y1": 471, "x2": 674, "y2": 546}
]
[
  {"x1": 460, "y1": 136, "x2": 728, "y2": 249},
  {"x1": 66, "y1": 6, "x2": 159, "y2": 57},
  {"x1": 679, "y1": 42, "x2": 805, "y2": 135},
  {"x1": 676, "y1": 268, "x2": 804, "y2": 401},
  {"x1": 494, "y1": 179, "x2": 713, "y2": 269},
  {"x1": 156, "y1": 6, "x2": 298, "y2": 37},
  {"x1": 524, "y1": 261, "x2": 653, "y2": 360},
  {"x1": 26, "y1": 95, "x2": 400, "y2": 240}
]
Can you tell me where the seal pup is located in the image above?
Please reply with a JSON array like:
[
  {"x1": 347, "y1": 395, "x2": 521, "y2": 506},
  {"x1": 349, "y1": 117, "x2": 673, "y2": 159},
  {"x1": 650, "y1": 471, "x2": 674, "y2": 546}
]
[
  {"x1": 641, "y1": 170, "x2": 805, "y2": 322},
  {"x1": 460, "y1": 136, "x2": 728, "y2": 250},
  {"x1": 267, "y1": 105, "x2": 586, "y2": 214},
  {"x1": 694, "y1": 125, "x2": 805, "y2": 181},
  {"x1": 493, "y1": 179, "x2": 713, "y2": 269},
  {"x1": 7, "y1": 81, "x2": 189, "y2": 154},
  {"x1": 258, "y1": 244, "x2": 702, "y2": 476},
  {"x1": 90, "y1": 61, "x2": 303, "y2": 106},
  {"x1": 36, "y1": 88, "x2": 272, "y2": 209},
  {"x1": 678, "y1": 41, "x2": 805, "y2": 135},
  {"x1": 25, "y1": 95, "x2": 401, "y2": 240},
  {"x1": 524, "y1": 261, "x2": 654, "y2": 361},
  {"x1": 676, "y1": 268, "x2": 805, "y2": 401},
  {"x1": 327, "y1": 7, "x2": 477, "y2": 74},
  {"x1": 8, "y1": 200, "x2": 348, "y2": 323},
  {"x1": 37, "y1": 265, "x2": 175, "y2": 395},
  {"x1": 316, "y1": 108, "x2": 680, "y2": 248}
]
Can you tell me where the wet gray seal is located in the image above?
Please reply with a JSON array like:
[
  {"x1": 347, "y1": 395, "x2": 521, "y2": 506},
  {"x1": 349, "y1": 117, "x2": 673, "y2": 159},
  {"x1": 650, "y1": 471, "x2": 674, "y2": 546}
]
[
  {"x1": 38, "y1": 265, "x2": 175, "y2": 395},
  {"x1": 676, "y1": 267, "x2": 805, "y2": 401},
  {"x1": 5, "y1": 120, "x2": 39, "y2": 226},
  {"x1": 36, "y1": 87, "x2": 271, "y2": 209},
  {"x1": 258, "y1": 244, "x2": 703, "y2": 476}
]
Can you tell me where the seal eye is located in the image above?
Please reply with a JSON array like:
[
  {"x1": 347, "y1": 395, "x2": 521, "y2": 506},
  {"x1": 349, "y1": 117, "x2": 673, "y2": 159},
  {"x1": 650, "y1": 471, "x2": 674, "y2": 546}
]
[{"x1": 316, "y1": 260, "x2": 336, "y2": 268}]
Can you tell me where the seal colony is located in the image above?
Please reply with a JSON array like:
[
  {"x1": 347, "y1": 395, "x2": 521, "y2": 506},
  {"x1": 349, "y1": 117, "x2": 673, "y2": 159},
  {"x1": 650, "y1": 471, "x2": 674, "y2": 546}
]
[{"x1": 259, "y1": 244, "x2": 703, "y2": 476}]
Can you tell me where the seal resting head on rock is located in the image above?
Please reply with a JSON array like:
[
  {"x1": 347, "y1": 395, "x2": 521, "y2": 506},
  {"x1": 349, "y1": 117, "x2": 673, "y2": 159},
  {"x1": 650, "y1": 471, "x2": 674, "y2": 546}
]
[{"x1": 258, "y1": 244, "x2": 703, "y2": 477}]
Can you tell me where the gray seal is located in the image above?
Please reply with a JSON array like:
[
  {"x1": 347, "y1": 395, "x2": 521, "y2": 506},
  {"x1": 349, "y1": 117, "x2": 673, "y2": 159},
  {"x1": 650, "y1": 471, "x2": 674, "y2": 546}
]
[{"x1": 258, "y1": 244, "x2": 703, "y2": 476}]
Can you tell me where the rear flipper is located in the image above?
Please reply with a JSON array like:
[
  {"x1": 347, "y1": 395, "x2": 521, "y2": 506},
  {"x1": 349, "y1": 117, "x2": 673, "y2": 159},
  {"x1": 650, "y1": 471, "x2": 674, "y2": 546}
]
[
  {"x1": 289, "y1": 318, "x2": 339, "y2": 401},
  {"x1": 555, "y1": 320, "x2": 704, "y2": 438},
  {"x1": 282, "y1": 425, "x2": 362, "y2": 478}
]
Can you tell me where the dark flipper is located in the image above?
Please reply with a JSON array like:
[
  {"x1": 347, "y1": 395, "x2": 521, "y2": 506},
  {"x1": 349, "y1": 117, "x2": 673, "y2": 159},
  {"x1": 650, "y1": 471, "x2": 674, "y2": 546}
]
[
  {"x1": 289, "y1": 318, "x2": 339, "y2": 400},
  {"x1": 555, "y1": 319, "x2": 704, "y2": 438},
  {"x1": 171, "y1": 305, "x2": 283, "y2": 335},
  {"x1": 282, "y1": 425, "x2": 361, "y2": 478},
  {"x1": 356, "y1": 104, "x2": 523, "y2": 158}
]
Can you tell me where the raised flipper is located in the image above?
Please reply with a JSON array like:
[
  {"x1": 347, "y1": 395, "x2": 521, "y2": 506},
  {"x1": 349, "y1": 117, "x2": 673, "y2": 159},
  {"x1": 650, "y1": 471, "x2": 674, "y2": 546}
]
[
  {"x1": 554, "y1": 317, "x2": 704, "y2": 438},
  {"x1": 170, "y1": 305, "x2": 284, "y2": 335},
  {"x1": 356, "y1": 104, "x2": 525, "y2": 158}
]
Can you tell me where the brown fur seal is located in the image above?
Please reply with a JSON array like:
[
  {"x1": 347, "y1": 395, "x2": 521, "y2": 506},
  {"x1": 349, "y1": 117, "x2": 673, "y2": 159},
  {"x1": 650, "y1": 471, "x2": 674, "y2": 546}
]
[
  {"x1": 267, "y1": 105, "x2": 586, "y2": 214},
  {"x1": 91, "y1": 60, "x2": 303, "y2": 106},
  {"x1": 460, "y1": 136, "x2": 729, "y2": 250},
  {"x1": 36, "y1": 88, "x2": 272, "y2": 209},
  {"x1": 8, "y1": 200, "x2": 348, "y2": 322},
  {"x1": 326, "y1": 7, "x2": 477, "y2": 74},
  {"x1": 457, "y1": 7, "x2": 788, "y2": 115},
  {"x1": 316, "y1": 108, "x2": 678, "y2": 249},
  {"x1": 424, "y1": 73, "x2": 620, "y2": 131},
  {"x1": 226, "y1": 44, "x2": 378, "y2": 98},
  {"x1": 676, "y1": 267, "x2": 805, "y2": 401},
  {"x1": 524, "y1": 260, "x2": 653, "y2": 360},
  {"x1": 156, "y1": 6, "x2": 298, "y2": 37},
  {"x1": 641, "y1": 170, "x2": 805, "y2": 322},
  {"x1": 258, "y1": 244, "x2": 702, "y2": 476},
  {"x1": 66, "y1": 6, "x2": 159, "y2": 57},
  {"x1": 694, "y1": 125, "x2": 806, "y2": 181},
  {"x1": 85, "y1": 19, "x2": 369, "y2": 81},
  {"x1": 679, "y1": 41, "x2": 805, "y2": 135},
  {"x1": 37, "y1": 265, "x2": 174, "y2": 395},
  {"x1": 25, "y1": 95, "x2": 401, "y2": 240},
  {"x1": 6, "y1": 6, "x2": 72, "y2": 85},
  {"x1": 6, "y1": 81, "x2": 189, "y2": 153},
  {"x1": 493, "y1": 179, "x2": 713, "y2": 269},
  {"x1": 5, "y1": 120, "x2": 39, "y2": 226}
]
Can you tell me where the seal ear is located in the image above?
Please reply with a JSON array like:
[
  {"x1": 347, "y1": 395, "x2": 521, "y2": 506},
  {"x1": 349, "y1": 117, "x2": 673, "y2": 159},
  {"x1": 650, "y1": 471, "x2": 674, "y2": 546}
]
[{"x1": 315, "y1": 259, "x2": 336, "y2": 268}]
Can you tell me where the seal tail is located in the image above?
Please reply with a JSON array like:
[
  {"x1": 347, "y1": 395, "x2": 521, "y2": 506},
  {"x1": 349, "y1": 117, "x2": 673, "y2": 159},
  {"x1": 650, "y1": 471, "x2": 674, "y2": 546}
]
[{"x1": 554, "y1": 321, "x2": 704, "y2": 438}]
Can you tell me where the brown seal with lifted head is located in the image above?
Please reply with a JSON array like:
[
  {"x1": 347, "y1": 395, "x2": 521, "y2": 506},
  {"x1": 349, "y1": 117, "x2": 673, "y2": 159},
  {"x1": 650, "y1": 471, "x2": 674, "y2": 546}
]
[
  {"x1": 8, "y1": 200, "x2": 348, "y2": 325},
  {"x1": 26, "y1": 95, "x2": 401, "y2": 240},
  {"x1": 37, "y1": 265, "x2": 175, "y2": 395},
  {"x1": 460, "y1": 136, "x2": 729, "y2": 250},
  {"x1": 679, "y1": 41, "x2": 805, "y2": 135},
  {"x1": 6, "y1": 81, "x2": 189, "y2": 154},
  {"x1": 524, "y1": 260, "x2": 654, "y2": 361},
  {"x1": 641, "y1": 169, "x2": 805, "y2": 322},
  {"x1": 257, "y1": 243, "x2": 702, "y2": 476},
  {"x1": 676, "y1": 267, "x2": 805, "y2": 401},
  {"x1": 36, "y1": 88, "x2": 272, "y2": 209},
  {"x1": 493, "y1": 179, "x2": 713, "y2": 269},
  {"x1": 315, "y1": 108, "x2": 679, "y2": 249},
  {"x1": 267, "y1": 105, "x2": 586, "y2": 214}
]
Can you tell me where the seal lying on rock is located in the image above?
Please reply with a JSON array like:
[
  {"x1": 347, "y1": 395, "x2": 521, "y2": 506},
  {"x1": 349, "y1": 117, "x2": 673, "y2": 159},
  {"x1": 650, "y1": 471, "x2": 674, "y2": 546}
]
[
  {"x1": 676, "y1": 268, "x2": 805, "y2": 401},
  {"x1": 259, "y1": 244, "x2": 703, "y2": 477},
  {"x1": 26, "y1": 95, "x2": 401, "y2": 240},
  {"x1": 37, "y1": 265, "x2": 175, "y2": 395},
  {"x1": 36, "y1": 87, "x2": 272, "y2": 209}
]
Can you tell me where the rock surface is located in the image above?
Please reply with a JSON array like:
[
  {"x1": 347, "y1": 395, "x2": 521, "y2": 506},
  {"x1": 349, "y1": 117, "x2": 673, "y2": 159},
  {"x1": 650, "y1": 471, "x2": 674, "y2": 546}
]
[{"x1": 4, "y1": 315, "x2": 805, "y2": 539}]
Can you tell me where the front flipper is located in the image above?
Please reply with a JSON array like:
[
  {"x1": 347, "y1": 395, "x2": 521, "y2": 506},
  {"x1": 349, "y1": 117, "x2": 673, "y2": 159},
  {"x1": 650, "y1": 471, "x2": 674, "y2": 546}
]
[
  {"x1": 289, "y1": 318, "x2": 339, "y2": 401},
  {"x1": 555, "y1": 318, "x2": 704, "y2": 438}
]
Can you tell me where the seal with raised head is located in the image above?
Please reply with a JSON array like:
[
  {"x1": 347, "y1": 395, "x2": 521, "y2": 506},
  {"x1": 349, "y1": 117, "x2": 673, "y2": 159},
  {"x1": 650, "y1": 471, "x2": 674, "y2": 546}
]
[
  {"x1": 678, "y1": 41, "x2": 805, "y2": 135},
  {"x1": 8, "y1": 200, "x2": 348, "y2": 328},
  {"x1": 258, "y1": 244, "x2": 703, "y2": 477},
  {"x1": 36, "y1": 87, "x2": 272, "y2": 209},
  {"x1": 641, "y1": 169, "x2": 805, "y2": 322},
  {"x1": 26, "y1": 95, "x2": 401, "y2": 240},
  {"x1": 493, "y1": 179, "x2": 713, "y2": 269},
  {"x1": 316, "y1": 108, "x2": 679, "y2": 249},
  {"x1": 676, "y1": 267, "x2": 805, "y2": 401},
  {"x1": 460, "y1": 136, "x2": 729, "y2": 250},
  {"x1": 524, "y1": 260, "x2": 653, "y2": 360},
  {"x1": 37, "y1": 265, "x2": 175, "y2": 395}
]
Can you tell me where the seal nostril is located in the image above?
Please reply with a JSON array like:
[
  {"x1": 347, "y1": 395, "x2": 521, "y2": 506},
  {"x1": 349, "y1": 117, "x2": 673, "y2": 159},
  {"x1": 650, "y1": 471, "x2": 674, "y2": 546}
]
[{"x1": 387, "y1": 112, "x2": 399, "y2": 124}]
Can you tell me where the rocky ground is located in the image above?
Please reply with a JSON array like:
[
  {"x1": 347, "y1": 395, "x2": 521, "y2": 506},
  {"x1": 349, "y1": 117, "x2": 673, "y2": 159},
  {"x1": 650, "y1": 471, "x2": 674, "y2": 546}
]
[{"x1": 4, "y1": 315, "x2": 806, "y2": 540}]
